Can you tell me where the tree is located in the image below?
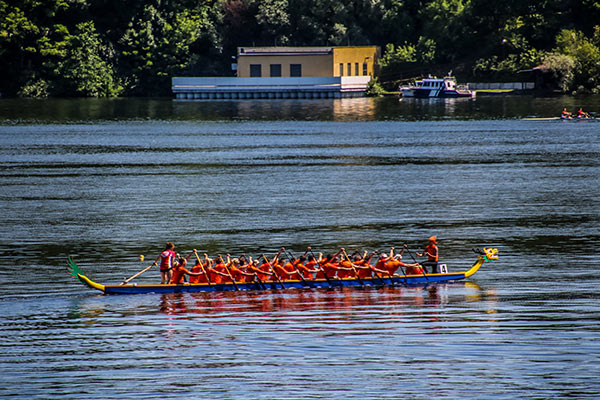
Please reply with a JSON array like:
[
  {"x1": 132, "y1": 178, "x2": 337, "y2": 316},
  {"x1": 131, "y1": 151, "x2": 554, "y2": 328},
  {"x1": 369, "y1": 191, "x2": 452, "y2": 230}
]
[
  {"x1": 554, "y1": 28, "x2": 600, "y2": 93},
  {"x1": 55, "y1": 21, "x2": 121, "y2": 97},
  {"x1": 541, "y1": 52, "x2": 576, "y2": 93}
]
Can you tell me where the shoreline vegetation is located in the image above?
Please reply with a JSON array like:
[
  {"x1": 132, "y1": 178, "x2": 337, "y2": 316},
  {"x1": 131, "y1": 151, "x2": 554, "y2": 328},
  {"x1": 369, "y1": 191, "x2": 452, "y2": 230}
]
[{"x1": 1, "y1": 0, "x2": 599, "y2": 99}]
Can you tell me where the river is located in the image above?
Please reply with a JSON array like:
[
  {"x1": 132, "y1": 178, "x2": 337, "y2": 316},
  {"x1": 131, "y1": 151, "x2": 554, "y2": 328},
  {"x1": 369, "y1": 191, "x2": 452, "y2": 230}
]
[{"x1": 1, "y1": 95, "x2": 599, "y2": 399}]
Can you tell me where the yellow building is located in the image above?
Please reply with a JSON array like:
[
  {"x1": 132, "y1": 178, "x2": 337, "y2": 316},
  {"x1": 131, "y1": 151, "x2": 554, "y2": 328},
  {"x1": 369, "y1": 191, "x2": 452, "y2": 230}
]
[{"x1": 236, "y1": 46, "x2": 380, "y2": 78}]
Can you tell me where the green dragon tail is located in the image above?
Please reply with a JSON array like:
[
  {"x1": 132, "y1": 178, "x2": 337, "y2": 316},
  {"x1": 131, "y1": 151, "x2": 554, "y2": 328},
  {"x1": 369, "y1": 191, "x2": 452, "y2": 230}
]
[{"x1": 66, "y1": 256, "x2": 86, "y2": 285}]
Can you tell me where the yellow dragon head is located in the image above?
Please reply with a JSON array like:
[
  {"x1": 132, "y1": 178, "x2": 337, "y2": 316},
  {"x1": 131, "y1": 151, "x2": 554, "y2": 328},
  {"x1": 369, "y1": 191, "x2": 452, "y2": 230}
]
[{"x1": 482, "y1": 248, "x2": 498, "y2": 261}]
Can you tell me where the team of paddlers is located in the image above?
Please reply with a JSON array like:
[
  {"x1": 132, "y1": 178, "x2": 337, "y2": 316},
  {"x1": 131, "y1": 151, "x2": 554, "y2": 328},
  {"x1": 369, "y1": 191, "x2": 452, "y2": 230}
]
[{"x1": 152, "y1": 237, "x2": 440, "y2": 285}]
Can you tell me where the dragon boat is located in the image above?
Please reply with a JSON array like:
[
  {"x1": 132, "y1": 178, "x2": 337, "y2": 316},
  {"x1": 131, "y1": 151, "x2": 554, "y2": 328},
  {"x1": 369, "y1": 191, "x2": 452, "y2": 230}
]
[{"x1": 67, "y1": 248, "x2": 498, "y2": 295}]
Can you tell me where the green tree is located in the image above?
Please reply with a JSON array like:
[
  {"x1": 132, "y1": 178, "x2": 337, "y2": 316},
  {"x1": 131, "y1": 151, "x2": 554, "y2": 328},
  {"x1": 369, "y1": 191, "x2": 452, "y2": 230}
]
[
  {"x1": 541, "y1": 52, "x2": 576, "y2": 93},
  {"x1": 256, "y1": 0, "x2": 290, "y2": 45},
  {"x1": 55, "y1": 21, "x2": 121, "y2": 97},
  {"x1": 554, "y1": 28, "x2": 600, "y2": 93}
]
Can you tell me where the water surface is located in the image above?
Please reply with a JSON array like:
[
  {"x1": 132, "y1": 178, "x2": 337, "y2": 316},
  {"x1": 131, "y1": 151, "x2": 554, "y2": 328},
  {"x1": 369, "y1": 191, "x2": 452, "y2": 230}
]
[{"x1": 0, "y1": 96, "x2": 599, "y2": 399}]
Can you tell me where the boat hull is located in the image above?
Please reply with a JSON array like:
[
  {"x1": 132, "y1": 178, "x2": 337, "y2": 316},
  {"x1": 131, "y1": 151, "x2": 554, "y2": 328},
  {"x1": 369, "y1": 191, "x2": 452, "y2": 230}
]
[{"x1": 408, "y1": 89, "x2": 473, "y2": 98}]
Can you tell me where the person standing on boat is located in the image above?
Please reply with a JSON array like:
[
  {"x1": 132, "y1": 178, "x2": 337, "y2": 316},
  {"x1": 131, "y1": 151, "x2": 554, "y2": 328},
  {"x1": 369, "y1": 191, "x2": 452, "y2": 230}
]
[
  {"x1": 153, "y1": 242, "x2": 176, "y2": 284},
  {"x1": 417, "y1": 236, "x2": 439, "y2": 273}
]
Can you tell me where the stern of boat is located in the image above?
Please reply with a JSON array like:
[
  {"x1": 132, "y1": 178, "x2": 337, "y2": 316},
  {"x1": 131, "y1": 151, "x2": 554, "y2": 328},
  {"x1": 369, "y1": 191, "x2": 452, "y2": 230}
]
[{"x1": 66, "y1": 257, "x2": 106, "y2": 293}]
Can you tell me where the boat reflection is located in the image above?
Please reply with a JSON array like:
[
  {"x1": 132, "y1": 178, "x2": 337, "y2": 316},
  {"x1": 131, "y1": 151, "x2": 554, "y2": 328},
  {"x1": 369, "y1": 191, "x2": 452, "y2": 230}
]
[{"x1": 158, "y1": 282, "x2": 495, "y2": 318}]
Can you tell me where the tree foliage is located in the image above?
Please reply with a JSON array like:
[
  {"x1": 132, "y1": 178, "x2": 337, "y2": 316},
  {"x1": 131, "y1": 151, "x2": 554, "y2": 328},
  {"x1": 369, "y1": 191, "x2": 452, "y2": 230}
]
[{"x1": 1, "y1": 0, "x2": 600, "y2": 97}]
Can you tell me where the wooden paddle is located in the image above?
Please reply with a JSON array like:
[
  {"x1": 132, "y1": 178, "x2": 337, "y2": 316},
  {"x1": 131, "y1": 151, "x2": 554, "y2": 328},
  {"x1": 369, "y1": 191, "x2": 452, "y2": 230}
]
[
  {"x1": 262, "y1": 253, "x2": 285, "y2": 289},
  {"x1": 404, "y1": 244, "x2": 429, "y2": 281},
  {"x1": 363, "y1": 250, "x2": 386, "y2": 285},
  {"x1": 308, "y1": 248, "x2": 332, "y2": 286},
  {"x1": 244, "y1": 255, "x2": 266, "y2": 290},
  {"x1": 391, "y1": 246, "x2": 408, "y2": 284},
  {"x1": 121, "y1": 262, "x2": 156, "y2": 285},
  {"x1": 341, "y1": 248, "x2": 364, "y2": 286},
  {"x1": 284, "y1": 248, "x2": 307, "y2": 283},
  {"x1": 218, "y1": 254, "x2": 239, "y2": 291},
  {"x1": 193, "y1": 249, "x2": 212, "y2": 285}
]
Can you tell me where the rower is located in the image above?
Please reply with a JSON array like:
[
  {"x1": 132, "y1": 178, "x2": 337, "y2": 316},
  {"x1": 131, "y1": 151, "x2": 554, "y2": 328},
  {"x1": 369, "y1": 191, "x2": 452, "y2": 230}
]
[
  {"x1": 561, "y1": 108, "x2": 572, "y2": 119},
  {"x1": 189, "y1": 253, "x2": 212, "y2": 284},
  {"x1": 385, "y1": 253, "x2": 421, "y2": 276},
  {"x1": 169, "y1": 253, "x2": 205, "y2": 284},
  {"x1": 576, "y1": 108, "x2": 590, "y2": 119},
  {"x1": 321, "y1": 251, "x2": 352, "y2": 279},
  {"x1": 228, "y1": 257, "x2": 256, "y2": 283},
  {"x1": 295, "y1": 255, "x2": 320, "y2": 279}
]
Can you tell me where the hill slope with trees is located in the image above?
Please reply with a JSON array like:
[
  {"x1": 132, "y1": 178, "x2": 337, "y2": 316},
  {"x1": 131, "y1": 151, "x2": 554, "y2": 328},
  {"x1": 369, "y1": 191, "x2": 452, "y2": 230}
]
[{"x1": 1, "y1": 0, "x2": 599, "y2": 97}]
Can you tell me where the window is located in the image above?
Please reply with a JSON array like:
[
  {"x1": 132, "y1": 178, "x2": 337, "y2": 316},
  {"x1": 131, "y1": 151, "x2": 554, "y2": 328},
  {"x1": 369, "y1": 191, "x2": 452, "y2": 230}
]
[
  {"x1": 355, "y1": 63, "x2": 359, "y2": 76},
  {"x1": 270, "y1": 64, "x2": 282, "y2": 77},
  {"x1": 250, "y1": 64, "x2": 262, "y2": 77},
  {"x1": 290, "y1": 64, "x2": 302, "y2": 77},
  {"x1": 339, "y1": 63, "x2": 344, "y2": 76},
  {"x1": 347, "y1": 63, "x2": 351, "y2": 76},
  {"x1": 363, "y1": 62, "x2": 368, "y2": 76}
]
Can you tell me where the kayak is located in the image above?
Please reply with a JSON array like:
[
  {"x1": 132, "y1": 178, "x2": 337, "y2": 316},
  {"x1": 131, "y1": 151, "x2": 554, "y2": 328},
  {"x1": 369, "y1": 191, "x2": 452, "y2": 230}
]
[
  {"x1": 67, "y1": 248, "x2": 498, "y2": 295},
  {"x1": 523, "y1": 117, "x2": 599, "y2": 121}
]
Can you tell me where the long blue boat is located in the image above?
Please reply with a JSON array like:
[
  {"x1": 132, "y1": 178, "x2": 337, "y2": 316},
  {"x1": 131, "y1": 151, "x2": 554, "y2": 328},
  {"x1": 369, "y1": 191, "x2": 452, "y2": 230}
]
[{"x1": 67, "y1": 248, "x2": 498, "y2": 295}]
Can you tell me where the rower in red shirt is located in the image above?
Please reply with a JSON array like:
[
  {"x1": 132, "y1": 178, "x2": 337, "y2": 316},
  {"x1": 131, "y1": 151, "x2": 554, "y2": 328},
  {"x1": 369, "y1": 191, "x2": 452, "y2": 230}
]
[
  {"x1": 188, "y1": 252, "x2": 212, "y2": 284},
  {"x1": 295, "y1": 255, "x2": 320, "y2": 279},
  {"x1": 170, "y1": 253, "x2": 205, "y2": 284},
  {"x1": 209, "y1": 255, "x2": 233, "y2": 284},
  {"x1": 228, "y1": 257, "x2": 256, "y2": 283},
  {"x1": 321, "y1": 251, "x2": 352, "y2": 279},
  {"x1": 352, "y1": 251, "x2": 376, "y2": 279}
]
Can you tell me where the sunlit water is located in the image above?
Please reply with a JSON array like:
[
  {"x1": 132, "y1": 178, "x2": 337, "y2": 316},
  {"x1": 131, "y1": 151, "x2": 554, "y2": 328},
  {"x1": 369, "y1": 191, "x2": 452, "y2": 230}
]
[{"x1": 1, "y1": 96, "x2": 599, "y2": 399}]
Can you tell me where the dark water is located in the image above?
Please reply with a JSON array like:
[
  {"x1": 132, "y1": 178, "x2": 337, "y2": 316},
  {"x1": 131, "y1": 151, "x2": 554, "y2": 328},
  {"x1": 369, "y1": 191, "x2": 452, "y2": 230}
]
[{"x1": 1, "y1": 96, "x2": 599, "y2": 399}]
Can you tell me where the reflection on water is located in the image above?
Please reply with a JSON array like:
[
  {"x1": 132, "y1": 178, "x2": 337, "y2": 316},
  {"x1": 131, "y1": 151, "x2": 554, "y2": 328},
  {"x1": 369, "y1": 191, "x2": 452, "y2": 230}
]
[
  {"x1": 1, "y1": 95, "x2": 600, "y2": 122},
  {"x1": 157, "y1": 283, "x2": 496, "y2": 318}
]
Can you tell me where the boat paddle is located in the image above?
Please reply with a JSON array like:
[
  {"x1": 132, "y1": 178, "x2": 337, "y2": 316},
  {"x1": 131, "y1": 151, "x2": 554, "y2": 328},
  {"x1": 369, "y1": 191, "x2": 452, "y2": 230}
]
[
  {"x1": 262, "y1": 252, "x2": 285, "y2": 289},
  {"x1": 283, "y1": 248, "x2": 308, "y2": 283},
  {"x1": 245, "y1": 255, "x2": 266, "y2": 290},
  {"x1": 341, "y1": 248, "x2": 364, "y2": 287},
  {"x1": 367, "y1": 250, "x2": 386, "y2": 285},
  {"x1": 404, "y1": 244, "x2": 429, "y2": 282},
  {"x1": 193, "y1": 249, "x2": 212, "y2": 285},
  {"x1": 308, "y1": 248, "x2": 333, "y2": 286},
  {"x1": 218, "y1": 254, "x2": 239, "y2": 291},
  {"x1": 121, "y1": 260, "x2": 156, "y2": 285}
]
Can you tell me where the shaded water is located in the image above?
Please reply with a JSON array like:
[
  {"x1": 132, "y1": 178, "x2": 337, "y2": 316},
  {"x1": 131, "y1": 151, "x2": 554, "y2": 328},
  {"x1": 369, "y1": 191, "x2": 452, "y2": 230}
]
[{"x1": 1, "y1": 96, "x2": 599, "y2": 399}]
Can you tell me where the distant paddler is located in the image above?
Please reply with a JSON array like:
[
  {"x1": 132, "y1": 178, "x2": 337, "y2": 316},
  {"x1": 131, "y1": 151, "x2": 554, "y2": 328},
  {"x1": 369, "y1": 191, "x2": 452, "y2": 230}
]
[{"x1": 576, "y1": 108, "x2": 590, "y2": 119}]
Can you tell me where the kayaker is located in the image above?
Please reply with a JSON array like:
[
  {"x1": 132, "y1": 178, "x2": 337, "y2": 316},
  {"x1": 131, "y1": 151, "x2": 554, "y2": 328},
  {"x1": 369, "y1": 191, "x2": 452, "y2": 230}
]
[
  {"x1": 561, "y1": 108, "x2": 572, "y2": 119},
  {"x1": 153, "y1": 242, "x2": 176, "y2": 284},
  {"x1": 576, "y1": 108, "x2": 590, "y2": 118},
  {"x1": 417, "y1": 236, "x2": 439, "y2": 273}
]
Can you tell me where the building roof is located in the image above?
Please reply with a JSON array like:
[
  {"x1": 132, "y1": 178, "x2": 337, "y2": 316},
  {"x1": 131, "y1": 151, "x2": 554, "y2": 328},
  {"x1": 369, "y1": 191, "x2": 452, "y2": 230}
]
[{"x1": 238, "y1": 47, "x2": 334, "y2": 56}]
